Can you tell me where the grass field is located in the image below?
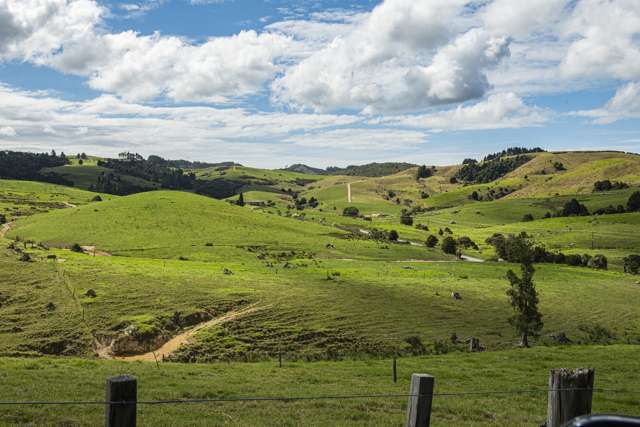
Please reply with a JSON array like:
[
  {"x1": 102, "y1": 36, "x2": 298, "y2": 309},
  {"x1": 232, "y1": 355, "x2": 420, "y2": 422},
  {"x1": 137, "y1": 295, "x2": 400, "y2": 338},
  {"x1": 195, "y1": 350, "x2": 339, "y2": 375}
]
[
  {"x1": 0, "y1": 345, "x2": 638, "y2": 426},
  {"x1": 2, "y1": 150, "x2": 640, "y2": 426}
]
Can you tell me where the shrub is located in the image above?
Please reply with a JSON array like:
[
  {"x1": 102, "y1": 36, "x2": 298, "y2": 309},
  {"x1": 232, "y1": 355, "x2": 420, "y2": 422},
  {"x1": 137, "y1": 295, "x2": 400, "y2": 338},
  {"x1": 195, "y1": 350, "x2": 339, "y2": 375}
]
[
  {"x1": 588, "y1": 254, "x2": 608, "y2": 270},
  {"x1": 342, "y1": 206, "x2": 360, "y2": 217},
  {"x1": 627, "y1": 191, "x2": 640, "y2": 212},
  {"x1": 565, "y1": 254, "x2": 583, "y2": 266},
  {"x1": 415, "y1": 224, "x2": 429, "y2": 231},
  {"x1": 415, "y1": 165, "x2": 432, "y2": 180},
  {"x1": 19, "y1": 253, "x2": 32, "y2": 262},
  {"x1": 70, "y1": 243, "x2": 83, "y2": 253},
  {"x1": 426, "y1": 235, "x2": 438, "y2": 248},
  {"x1": 91, "y1": 195, "x2": 102, "y2": 202},
  {"x1": 457, "y1": 236, "x2": 478, "y2": 250},
  {"x1": 553, "y1": 161, "x2": 566, "y2": 171},
  {"x1": 562, "y1": 199, "x2": 589, "y2": 216},
  {"x1": 388, "y1": 230, "x2": 399, "y2": 241},
  {"x1": 441, "y1": 236, "x2": 458, "y2": 254},
  {"x1": 0, "y1": 214, "x2": 6, "y2": 225},
  {"x1": 623, "y1": 254, "x2": 640, "y2": 274},
  {"x1": 522, "y1": 213, "x2": 534, "y2": 222},
  {"x1": 420, "y1": 191, "x2": 429, "y2": 199},
  {"x1": 400, "y1": 212, "x2": 413, "y2": 226}
]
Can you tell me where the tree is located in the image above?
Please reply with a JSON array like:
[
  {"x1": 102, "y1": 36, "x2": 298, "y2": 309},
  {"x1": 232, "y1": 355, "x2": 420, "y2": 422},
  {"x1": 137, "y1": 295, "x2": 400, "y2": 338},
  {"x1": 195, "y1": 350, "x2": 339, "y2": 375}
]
[
  {"x1": 441, "y1": 236, "x2": 457, "y2": 254},
  {"x1": 415, "y1": 165, "x2": 432, "y2": 180},
  {"x1": 388, "y1": 230, "x2": 399, "y2": 241},
  {"x1": 426, "y1": 235, "x2": 438, "y2": 248},
  {"x1": 342, "y1": 206, "x2": 359, "y2": 217},
  {"x1": 623, "y1": 254, "x2": 640, "y2": 274},
  {"x1": 505, "y1": 236, "x2": 543, "y2": 347},
  {"x1": 0, "y1": 214, "x2": 5, "y2": 225},
  {"x1": 562, "y1": 199, "x2": 589, "y2": 216},
  {"x1": 522, "y1": 213, "x2": 534, "y2": 222},
  {"x1": 627, "y1": 191, "x2": 640, "y2": 212},
  {"x1": 236, "y1": 192, "x2": 245, "y2": 206},
  {"x1": 588, "y1": 254, "x2": 608, "y2": 270},
  {"x1": 400, "y1": 210, "x2": 413, "y2": 226}
]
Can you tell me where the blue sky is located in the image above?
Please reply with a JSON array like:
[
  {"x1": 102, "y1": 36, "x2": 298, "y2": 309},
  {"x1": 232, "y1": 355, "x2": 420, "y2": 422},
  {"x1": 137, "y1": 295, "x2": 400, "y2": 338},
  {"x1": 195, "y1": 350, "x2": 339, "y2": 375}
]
[{"x1": 0, "y1": 0, "x2": 639, "y2": 167}]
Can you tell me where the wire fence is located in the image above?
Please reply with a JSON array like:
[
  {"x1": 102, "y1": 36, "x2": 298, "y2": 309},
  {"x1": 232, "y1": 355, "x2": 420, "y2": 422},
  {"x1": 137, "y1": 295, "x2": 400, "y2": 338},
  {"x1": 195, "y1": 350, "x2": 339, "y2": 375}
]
[{"x1": 1, "y1": 387, "x2": 637, "y2": 407}]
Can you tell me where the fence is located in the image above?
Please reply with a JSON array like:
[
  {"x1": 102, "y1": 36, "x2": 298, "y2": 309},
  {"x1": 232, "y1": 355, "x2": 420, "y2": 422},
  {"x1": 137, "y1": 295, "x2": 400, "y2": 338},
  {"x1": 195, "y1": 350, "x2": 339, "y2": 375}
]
[{"x1": 1, "y1": 367, "x2": 638, "y2": 426}]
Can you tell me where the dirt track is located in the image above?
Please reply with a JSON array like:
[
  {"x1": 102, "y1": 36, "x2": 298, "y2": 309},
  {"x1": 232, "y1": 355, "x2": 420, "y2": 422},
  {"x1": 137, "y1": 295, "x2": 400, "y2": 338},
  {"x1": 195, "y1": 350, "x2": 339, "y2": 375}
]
[
  {"x1": 0, "y1": 222, "x2": 15, "y2": 238},
  {"x1": 114, "y1": 304, "x2": 261, "y2": 362}
]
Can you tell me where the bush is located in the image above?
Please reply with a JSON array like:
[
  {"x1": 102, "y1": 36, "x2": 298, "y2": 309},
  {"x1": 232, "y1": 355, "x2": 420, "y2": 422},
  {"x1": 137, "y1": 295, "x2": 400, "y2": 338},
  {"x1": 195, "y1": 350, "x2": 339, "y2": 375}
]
[
  {"x1": 441, "y1": 236, "x2": 458, "y2": 254},
  {"x1": 623, "y1": 254, "x2": 640, "y2": 274},
  {"x1": 593, "y1": 180, "x2": 628, "y2": 192},
  {"x1": 400, "y1": 213, "x2": 413, "y2": 226},
  {"x1": 588, "y1": 254, "x2": 608, "y2": 270},
  {"x1": 420, "y1": 191, "x2": 429, "y2": 199},
  {"x1": 627, "y1": 191, "x2": 640, "y2": 212},
  {"x1": 415, "y1": 165, "x2": 432, "y2": 180},
  {"x1": 415, "y1": 224, "x2": 429, "y2": 231},
  {"x1": 388, "y1": 230, "x2": 399, "y2": 241},
  {"x1": 457, "y1": 236, "x2": 478, "y2": 250},
  {"x1": 70, "y1": 243, "x2": 83, "y2": 253},
  {"x1": 565, "y1": 254, "x2": 583, "y2": 266},
  {"x1": 522, "y1": 213, "x2": 534, "y2": 222},
  {"x1": 426, "y1": 235, "x2": 438, "y2": 248},
  {"x1": 91, "y1": 195, "x2": 103, "y2": 202},
  {"x1": 562, "y1": 199, "x2": 589, "y2": 216},
  {"x1": 342, "y1": 206, "x2": 360, "y2": 217},
  {"x1": 19, "y1": 253, "x2": 32, "y2": 262}
]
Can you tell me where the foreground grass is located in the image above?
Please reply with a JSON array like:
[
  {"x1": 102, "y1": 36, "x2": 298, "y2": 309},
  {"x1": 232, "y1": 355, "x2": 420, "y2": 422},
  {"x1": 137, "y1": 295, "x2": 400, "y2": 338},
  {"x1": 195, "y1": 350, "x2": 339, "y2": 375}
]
[{"x1": 0, "y1": 345, "x2": 638, "y2": 426}]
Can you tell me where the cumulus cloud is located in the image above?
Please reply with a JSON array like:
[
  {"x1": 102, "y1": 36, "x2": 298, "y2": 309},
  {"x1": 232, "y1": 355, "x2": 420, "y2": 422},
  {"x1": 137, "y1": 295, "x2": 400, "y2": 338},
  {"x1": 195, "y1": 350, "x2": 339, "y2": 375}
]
[
  {"x1": 560, "y1": 0, "x2": 640, "y2": 80},
  {"x1": 271, "y1": 0, "x2": 510, "y2": 113},
  {"x1": 0, "y1": 0, "x2": 103, "y2": 61},
  {"x1": 572, "y1": 82, "x2": 640, "y2": 124},
  {"x1": 377, "y1": 93, "x2": 548, "y2": 131}
]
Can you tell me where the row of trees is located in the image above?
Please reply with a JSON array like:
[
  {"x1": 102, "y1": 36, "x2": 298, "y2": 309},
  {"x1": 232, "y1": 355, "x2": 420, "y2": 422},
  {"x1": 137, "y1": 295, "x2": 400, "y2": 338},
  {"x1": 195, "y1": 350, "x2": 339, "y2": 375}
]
[
  {"x1": 0, "y1": 150, "x2": 71, "y2": 184},
  {"x1": 454, "y1": 155, "x2": 533, "y2": 184},
  {"x1": 521, "y1": 192, "x2": 640, "y2": 221}
]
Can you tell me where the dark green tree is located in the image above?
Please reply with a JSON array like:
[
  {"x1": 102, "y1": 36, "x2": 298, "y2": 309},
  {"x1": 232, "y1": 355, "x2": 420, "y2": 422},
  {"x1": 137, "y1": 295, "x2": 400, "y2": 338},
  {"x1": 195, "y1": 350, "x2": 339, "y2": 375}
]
[
  {"x1": 425, "y1": 235, "x2": 438, "y2": 248},
  {"x1": 236, "y1": 192, "x2": 245, "y2": 206},
  {"x1": 415, "y1": 165, "x2": 432, "y2": 180},
  {"x1": 627, "y1": 191, "x2": 640, "y2": 212},
  {"x1": 388, "y1": 230, "x2": 399, "y2": 241},
  {"x1": 441, "y1": 236, "x2": 457, "y2": 254},
  {"x1": 505, "y1": 236, "x2": 543, "y2": 347}
]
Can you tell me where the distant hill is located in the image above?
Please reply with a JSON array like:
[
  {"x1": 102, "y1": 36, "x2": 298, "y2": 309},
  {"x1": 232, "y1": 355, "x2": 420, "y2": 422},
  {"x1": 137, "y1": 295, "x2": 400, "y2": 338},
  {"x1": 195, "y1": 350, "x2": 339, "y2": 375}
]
[
  {"x1": 284, "y1": 162, "x2": 418, "y2": 177},
  {"x1": 283, "y1": 164, "x2": 327, "y2": 175}
]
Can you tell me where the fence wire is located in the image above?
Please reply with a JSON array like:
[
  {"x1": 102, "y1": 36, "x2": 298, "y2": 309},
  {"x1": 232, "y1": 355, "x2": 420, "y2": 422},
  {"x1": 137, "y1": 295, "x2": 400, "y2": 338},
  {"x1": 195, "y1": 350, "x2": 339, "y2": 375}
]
[{"x1": 0, "y1": 387, "x2": 637, "y2": 406}]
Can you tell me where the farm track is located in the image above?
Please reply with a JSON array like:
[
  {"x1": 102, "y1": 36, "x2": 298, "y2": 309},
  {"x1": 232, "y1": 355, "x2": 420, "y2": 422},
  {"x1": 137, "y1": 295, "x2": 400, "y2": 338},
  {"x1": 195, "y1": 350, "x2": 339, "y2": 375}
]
[
  {"x1": 113, "y1": 304, "x2": 262, "y2": 362},
  {"x1": 0, "y1": 222, "x2": 15, "y2": 238}
]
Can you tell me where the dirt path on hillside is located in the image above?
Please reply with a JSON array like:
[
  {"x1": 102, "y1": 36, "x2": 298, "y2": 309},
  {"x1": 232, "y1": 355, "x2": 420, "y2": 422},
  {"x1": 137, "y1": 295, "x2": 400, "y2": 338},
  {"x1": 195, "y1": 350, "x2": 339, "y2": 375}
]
[
  {"x1": 62, "y1": 201, "x2": 77, "y2": 208},
  {"x1": 80, "y1": 246, "x2": 112, "y2": 257},
  {"x1": 114, "y1": 304, "x2": 261, "y2": 362},
  {"x1": 0, "y1": 222, "x2": 15, "y2": 238}
]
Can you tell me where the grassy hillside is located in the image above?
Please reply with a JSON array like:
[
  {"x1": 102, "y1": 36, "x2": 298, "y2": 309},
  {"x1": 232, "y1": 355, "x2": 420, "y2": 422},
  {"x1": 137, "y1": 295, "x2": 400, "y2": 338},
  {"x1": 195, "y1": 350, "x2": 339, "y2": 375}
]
[
  {"x1": 0, "y1": 179, "x2": 115, "y2": 221},
  {"x1": 7, "y1": 190, "x2": 442, "y2": 262},
  {"x1": 1, "y1": 345, "x2": 638, "y2": 426}
]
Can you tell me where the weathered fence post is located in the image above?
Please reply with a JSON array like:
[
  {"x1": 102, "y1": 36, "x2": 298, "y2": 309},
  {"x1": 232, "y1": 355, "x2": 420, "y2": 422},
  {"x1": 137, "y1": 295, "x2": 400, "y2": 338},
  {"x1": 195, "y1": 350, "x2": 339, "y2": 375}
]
[
  {"x1": 106, "y1": 375, "x2": 137, "y2": 427},
  {"x1": 547, "y1": 368, "x2": 594, "y2": 427},
  {"x1": 405, "y1": 373, "x2": 434, "y2": 427},
  {"x1": 392, "y1": 355, "x2": 397, "y2": 383}
]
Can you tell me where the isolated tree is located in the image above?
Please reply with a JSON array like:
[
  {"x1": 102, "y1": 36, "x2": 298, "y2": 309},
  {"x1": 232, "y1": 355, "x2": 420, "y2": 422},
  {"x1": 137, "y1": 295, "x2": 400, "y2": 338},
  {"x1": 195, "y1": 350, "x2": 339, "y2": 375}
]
[
  {"x1": 342, "y1": 206, "x2": 360, "y2": 217},
  {"x1": 415, "y1": 165, "x2": 432, "y2": 180},
  {"x1": 505, "y1": 236, "x2": 543, "y2": 347},
  {"x1": 400, "y1": 210, "x2": 413, "y2": 226},
  {"x1": 562, "y1": 199, "x2": 589, "y2": 216},
  {"x1": 236, "y1": 192, "x2": 245, "y2": 206},
  {"x1": 425, "y1": 235, "x2": 438, "y2": 248},
  {"x1": 522, "y1": 213, "x2": 534, "y2": 222},
  {"x1": 441, "y1": 236, "x2": 457, "y2": 255},
  {"x1": 627, "y1": 191, "x2": 640, "y2": 212},
  {"x1": 388, "y1": 230, "x2": 399, "y2": 241}
]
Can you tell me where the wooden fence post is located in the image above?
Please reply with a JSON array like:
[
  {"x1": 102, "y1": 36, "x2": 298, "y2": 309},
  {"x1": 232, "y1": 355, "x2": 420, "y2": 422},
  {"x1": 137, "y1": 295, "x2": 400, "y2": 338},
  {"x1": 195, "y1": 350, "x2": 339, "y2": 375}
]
[
  {"x1": 405, "y1": 373, "x2": 434, "y2": 427},
  {"x1": 392, "y1": 355, "x2": 397, "y2": 383},
  {"x1": 106, "y1": 375, "x2": 137, "y2": 427},
  {"x1": 547, "y1": 368, "x2": 594, "y2": 427}
]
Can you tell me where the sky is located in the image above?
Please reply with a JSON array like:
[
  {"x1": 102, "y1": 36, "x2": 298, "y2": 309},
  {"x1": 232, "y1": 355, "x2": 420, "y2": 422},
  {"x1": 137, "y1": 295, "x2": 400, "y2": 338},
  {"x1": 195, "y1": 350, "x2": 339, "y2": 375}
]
[{"x1": 0, "y1": 0, "x2": 639, "y2": 168}]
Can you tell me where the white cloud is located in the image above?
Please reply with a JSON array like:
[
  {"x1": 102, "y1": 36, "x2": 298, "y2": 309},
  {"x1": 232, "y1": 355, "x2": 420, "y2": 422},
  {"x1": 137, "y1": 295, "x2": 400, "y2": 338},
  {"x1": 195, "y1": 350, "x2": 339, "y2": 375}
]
[
  {"x1": 560, "y1": 0, "x2": 640, "y2": 80},
  {"x1": 481, "y1": 0, "x2": 569, "y2": 39},
  {"x1": 375, "y1": 93, "x2": 547, "y2": 131},
  {"x1": 283, "y1": 128, "x2": 427, "y2": 151},
  {"x1": 0, "y1": 126, "x2": 17, "y2": 137},
  {"x1": 0, "y1": 0, "x2": 103, "y2": 62},
  {"x1": 572, "y1": 82, "x2": 640, "y2": 124},
  {"x1": 271, "y1": 0, "x2": 510, "y2": 113}
]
